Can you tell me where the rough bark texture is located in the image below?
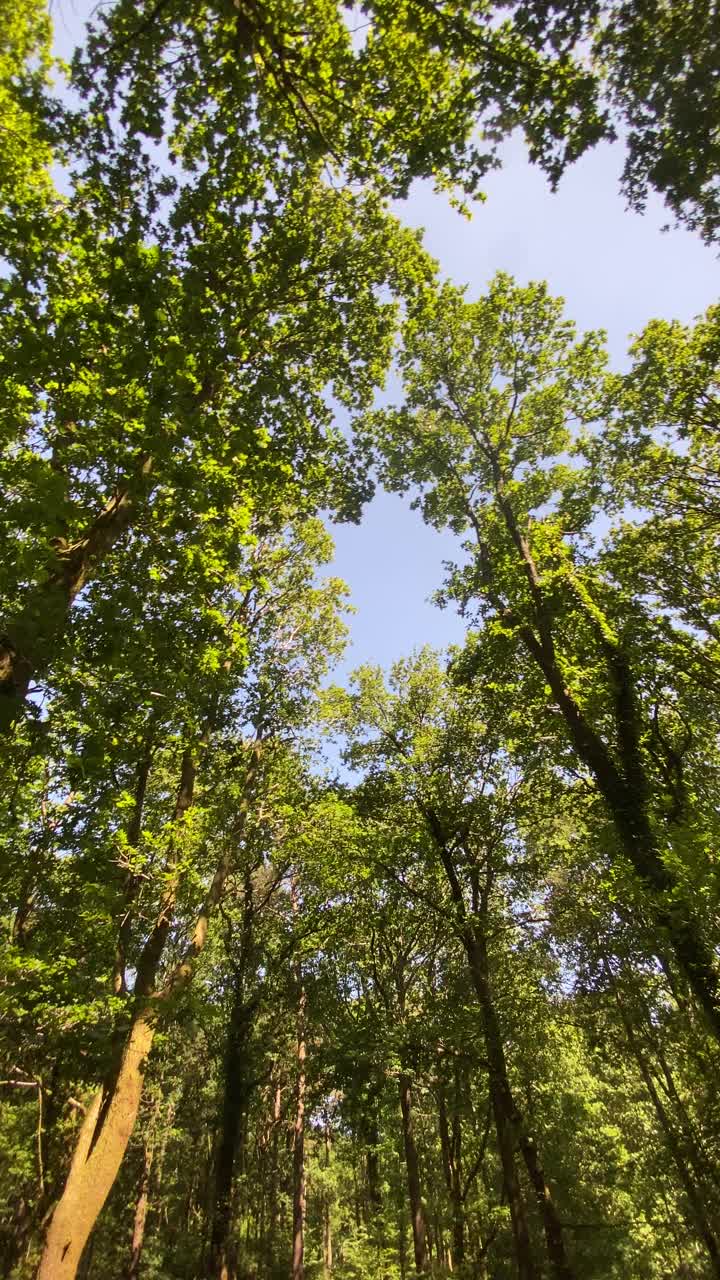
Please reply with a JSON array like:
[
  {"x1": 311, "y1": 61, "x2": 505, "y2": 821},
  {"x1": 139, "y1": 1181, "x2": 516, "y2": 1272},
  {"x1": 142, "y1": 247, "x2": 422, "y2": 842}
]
[{"x1": 398, "y1": 1075, "x2": 429, "y2": 1275}]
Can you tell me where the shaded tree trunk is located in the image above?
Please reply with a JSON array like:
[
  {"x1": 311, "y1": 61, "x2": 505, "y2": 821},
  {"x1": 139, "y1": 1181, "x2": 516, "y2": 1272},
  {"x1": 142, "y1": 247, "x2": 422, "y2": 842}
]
[
  {"x1": 420, "y1": 807, "x2": 539, "y2": 1280},
  {"x1": 292, "y1": 898, "x2": 306, "y2": 1280},
  {"x1": 398, "y1": 1074, "x2": 429, "y2": 1275},
  {"x1": 418, "y1": 793, "x2": 574, "y2": 1280},
  {"x1": 465, "y1": 926, "x2": 573, "y2": 1280},
  {"x1": 265, "y1": 1079, "x2": 283, "y2": 1276},
  {"x1": 323, "y1": 1123, "x2": 333, "y2": 1280},
  {"x1": 126, "y1": 1138, "x2": 154, "y2": 1280},
  {"x1": 438, "y1": 1072, "x2": 465, "y2": 1269},
  {"x1": 208, "y1": 872, "x2": 257, "y2": 1280}
]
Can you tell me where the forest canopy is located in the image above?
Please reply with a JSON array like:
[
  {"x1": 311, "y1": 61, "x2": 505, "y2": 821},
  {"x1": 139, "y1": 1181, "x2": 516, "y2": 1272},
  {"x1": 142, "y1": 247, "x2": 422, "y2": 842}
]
[{"x1": 1, "y1": 2, "x2": 719, "y2": 1279}]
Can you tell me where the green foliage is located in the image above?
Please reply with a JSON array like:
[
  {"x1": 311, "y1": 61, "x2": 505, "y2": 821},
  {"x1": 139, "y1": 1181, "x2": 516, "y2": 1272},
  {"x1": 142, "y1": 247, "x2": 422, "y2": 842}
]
[{"x1": 1, "y1": 2, "x2": 720, "y2": 1278}]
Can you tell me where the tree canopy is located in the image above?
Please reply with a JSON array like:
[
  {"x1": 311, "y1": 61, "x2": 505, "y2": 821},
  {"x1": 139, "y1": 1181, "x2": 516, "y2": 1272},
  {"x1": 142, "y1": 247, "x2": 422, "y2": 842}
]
[{"x1": 1, "y1": 2, "x2": 719, "y2": 1279}]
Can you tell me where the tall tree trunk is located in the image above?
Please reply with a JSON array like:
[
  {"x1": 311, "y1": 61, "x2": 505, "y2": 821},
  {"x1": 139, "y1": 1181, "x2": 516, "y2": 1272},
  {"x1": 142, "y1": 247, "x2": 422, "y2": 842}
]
[
  {"x1": 421, "y1": 809, "x2": 537, "y2": 1280},
  {"x1": 113, "y1": 743, "x2": 154, "y2": 998},
  {"x1": 465, "y1": 927, "x2": 573, "y2": 1280},
  {"x1": 36, "y1": 741, "x2": 261, "y2": 1280},
  {"x1": 438, "y1": 1071, "x2": 465, "y2": 1269},
  {"x1": 208, "y1": 872, "x2": 256, "y2": 1280},
  {"x1": 361, "y1": 1080, "x2": 384, "y2": 1251},
  {"x1": 126, "y1": 1138, "x2": 154, "y2": 1280},
  {"x1": 323, "y1": 1123, "x2": 333, "y2": 1280},
  {"x1": 37, "y1": 1012, "x2": 156, "y2": 1280},
  {"x1": 604, "y1": 961, "x2": 720, "y2": 1274},
  {"x1": 266, "y1": 1079, "x2": 283, "y2": 1277},
  {"x1": 398, "y1": 1203, "x2": 408, "y2": 1280},
  {"x1": 483, "y1": 465, "x2": 720, "y2": 1041},
  {"x1": 292, "y1": 892, "x2": 306, "y2": 1280},
  {"x1": 398, "y1": 1075, "x2": 429, "y2": 1275},
  {"x1": 207, "y1": 997, "x2": 253, "y2": 1280},
  {"x1": 366, "y1": 1117, "x2": 383, "y2": 1223},
  {"x1": 419, "y1": 798, "x2": 574, "y2": 1280}
]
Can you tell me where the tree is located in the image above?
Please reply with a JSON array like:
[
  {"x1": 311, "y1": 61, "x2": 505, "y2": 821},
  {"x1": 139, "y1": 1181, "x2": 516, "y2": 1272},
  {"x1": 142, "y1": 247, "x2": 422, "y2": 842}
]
[
  {"x1": 3, "y1": 517, "x2": 348, "y2": 1279},
  {"x1": 367, "y1": 273, "x2": 720, "y2": 1043}
]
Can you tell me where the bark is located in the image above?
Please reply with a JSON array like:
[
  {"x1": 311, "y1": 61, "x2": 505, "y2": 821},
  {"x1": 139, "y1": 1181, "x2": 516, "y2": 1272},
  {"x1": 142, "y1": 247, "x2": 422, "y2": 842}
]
[
  {"x1": 323, "y1": 1123, "x2": 333, "y2": 1280},
  {"x1": 1, "y1": 456, "x2": 153, "y2": 736},
  {"x1": 468, "y1": 926, "x2": 574, "y2": 1280},
  {"x1": 361, "y1": 1080, "x2": 383, "y2": 1246},
  {"x1": 292, "y1": 976, "x2": 306, "y2": 1280},
  {"x1": 484, "y1": 462, "x2": 720, "y2": 1041},
  {"x1": 398, "y1": 1074, "x2": 429, "y2": 1275},
  {"x1": 438, "y1": 1084, "x2": 464, "y2": 1267},
  {"x1": 126, "y1": 1138, "x2": 154, "y2": 1280},
  {"x1": 398, "y1": 1204, "x2": 408, "y2": 1280},
  {"x1": 419, "y1": 808, "x2": 537, "y2": 1279},
  {"x1": 37, "y1": 1012, "x2": 156, "y2": 1280},
  {"x1": 36, "y1": 741, "x2": 261, "y2": 1280},
  {"x1": 114, "y1": 744, "x2": 154, "y2": 998},
  {"x1": 265, "y1": 1080, "x2": 283, "y2": 1275},
  {"x1": 366, "y1": 1116, "x2": 383, "y2": 1221},
  {"x1": 441, "y1": 1064, "x2": 469, "y2": 1270},
  {"x1": 605, "y1": 962, "x2": 720, "y2": 1274},
  {"x1": 419, "y1": 793, "x2": 575, "y2": 1280},
  {"x1": 208, "y1": 872, "x2": 256, "y2": 1280}
]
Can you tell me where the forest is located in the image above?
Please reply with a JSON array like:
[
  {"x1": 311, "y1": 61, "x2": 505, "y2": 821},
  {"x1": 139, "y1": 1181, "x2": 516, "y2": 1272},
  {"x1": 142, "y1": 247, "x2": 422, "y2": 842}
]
[{"x1": 1, "y1": 1, "x2": 719, "y2": 1277}]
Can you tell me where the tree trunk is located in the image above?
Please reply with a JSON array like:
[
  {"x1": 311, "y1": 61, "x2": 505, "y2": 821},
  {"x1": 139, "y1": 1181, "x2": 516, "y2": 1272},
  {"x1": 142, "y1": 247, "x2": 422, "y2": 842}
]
[
  {"x1": 465, "y1": 927, "x2": 574, "y2": 1280},
  {"x1": 207, "y1": 998, "x2": 253, "y2": 1280},
  {"x1": 126, "y1": 1138, "x2": 154, "y2": 1280},
  {"x1": 36, "y1": 743, "x2": 261, "y2": 1280},
  {"x1": 1, "y1": 457, "x2": 153, "y2": 736},
  {"x1": 398, "y1": 1203, "x2": 408, "y2": 1280},
  {"x1": 323, "y1": 1123, "x2": 333, "y2": 1280},
  {"x1": 421, "y1": 800, "x2": 573, "y2": 1280},
  {"x1": 113, "y1": 744, "x2": 154, "y2": 998},
  {"x1": 362, "y1": 1082, "x2": 384, "y2": 1250},
  {"x1": 632, "y1": 1045, "x2": 720, "y2": 1275},
  {"x1": 421, "y1": 811, "x2": 536, "y2": 1280},
  {"x1": 266, "y1": 1080, "x2": 283, "y2": 1276},
  {"x1": 398, "y1": 1075, "x2": 429, "y2": 1275},
  {"x1": 37, "y1": 1011, "x2": 156, "y2": 1280},
  {"x1": 208, "y1": 873, "x2": 256, "y2": 1280},
  {"x1": 438, "y1": 1074, "x2": 465, "y2": 1268},
  {"x1": 517, "y1": 1131, "x2": 575, "y2": 1280},
  {"x1": 292, "y1": 945, "x2": 306, "y2": 1280},
  {"x1": 605, "y1": 962, "x2": 720, "y2": 1274},
  {"x1": 486, "y1": 472, "x2": 720, "y2": 1041}
]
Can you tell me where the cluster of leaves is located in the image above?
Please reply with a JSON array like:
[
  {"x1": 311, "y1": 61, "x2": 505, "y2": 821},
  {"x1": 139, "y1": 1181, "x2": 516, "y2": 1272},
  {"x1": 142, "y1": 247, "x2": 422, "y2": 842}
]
[{"x1": 1, "y1": 1, "x2": 719, "y2": 1279}]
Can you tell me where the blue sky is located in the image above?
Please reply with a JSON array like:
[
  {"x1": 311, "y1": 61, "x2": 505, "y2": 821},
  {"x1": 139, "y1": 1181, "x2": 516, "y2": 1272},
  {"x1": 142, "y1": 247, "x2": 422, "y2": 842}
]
[
  {"x1": 330, "y1": 138, "x2": 718, "y2": 677},
  {"x1": 51, "y1": 2, "x2": 719, "y2": 679}
]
